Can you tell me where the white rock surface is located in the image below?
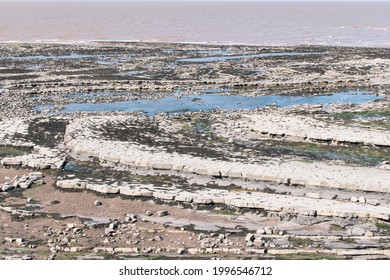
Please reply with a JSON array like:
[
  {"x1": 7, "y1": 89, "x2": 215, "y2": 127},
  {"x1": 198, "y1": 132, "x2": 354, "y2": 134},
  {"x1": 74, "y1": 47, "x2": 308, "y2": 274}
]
[{"x1": 63, "y1": 116, "x2": 390, "y2": 194}]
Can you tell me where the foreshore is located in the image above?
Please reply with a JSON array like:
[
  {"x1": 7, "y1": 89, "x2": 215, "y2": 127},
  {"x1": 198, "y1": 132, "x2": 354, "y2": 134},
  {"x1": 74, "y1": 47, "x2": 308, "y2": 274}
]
[{"x1": 1, "y1": 42, "x2": 390, "y2": 260}]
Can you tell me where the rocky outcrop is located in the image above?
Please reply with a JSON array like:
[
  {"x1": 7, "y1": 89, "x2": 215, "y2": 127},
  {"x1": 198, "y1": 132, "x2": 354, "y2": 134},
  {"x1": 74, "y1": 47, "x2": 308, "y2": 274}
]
[
  {"x1": 0, "y1": 171, "x2": 44, "y2": 192},
  {"x1": 63, "y1": 116, "x2": 390, "y2": 194},
  {"x1": 212, "y1": 110, "x2": 390, "y2": 148},
  {"x1": 55, "y1": 178, "x2": 390, "y2": 221},
  {"x1": 1, "y1": 146, "x2": 66, "y2": 170}
]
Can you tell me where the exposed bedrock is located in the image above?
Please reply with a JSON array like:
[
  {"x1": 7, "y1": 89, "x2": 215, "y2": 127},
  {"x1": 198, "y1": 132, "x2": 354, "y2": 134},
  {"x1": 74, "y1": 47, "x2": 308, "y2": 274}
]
[
  {"x1": 64, "y1": 116, "x2": 390, "y2": 194},
  {"x1": 216, "y1": 111, "x2": 390, "y2": 147},
  {"x1": 55, "y1": 178, "x2": 390, "y2": 221}
]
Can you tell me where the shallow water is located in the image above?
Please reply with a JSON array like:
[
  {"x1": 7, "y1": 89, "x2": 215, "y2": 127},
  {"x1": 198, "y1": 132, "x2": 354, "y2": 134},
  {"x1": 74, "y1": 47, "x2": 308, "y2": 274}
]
[
  {"x1": 178, "y1": 52, "x2": 325, "y2": 63},
  {"x1": 95, "y1": 60, "x2": 118, "y2": 65},
  {"x1": 36, "y1": 91, "x2": 382, "y2": 116}
]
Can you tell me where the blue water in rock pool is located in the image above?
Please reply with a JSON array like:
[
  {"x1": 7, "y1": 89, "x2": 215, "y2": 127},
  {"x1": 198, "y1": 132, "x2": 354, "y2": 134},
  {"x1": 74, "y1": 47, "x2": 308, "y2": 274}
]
[
  {"x1": 177, "y1": 52, "x2": 325, "y2": 63},
  {"x1": 35, "y1": 91, "x2": 382, "y2": 116}
]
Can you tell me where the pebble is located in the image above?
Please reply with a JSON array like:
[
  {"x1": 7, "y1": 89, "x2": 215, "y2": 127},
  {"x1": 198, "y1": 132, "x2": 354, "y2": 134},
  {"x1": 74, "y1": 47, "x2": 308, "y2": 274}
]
[
  {"x1": 94, "y1": 200, "x2": 102, "y2": 206},
  {"x1": 157, "y1": 210, "x2": 169, "y2": 217}
]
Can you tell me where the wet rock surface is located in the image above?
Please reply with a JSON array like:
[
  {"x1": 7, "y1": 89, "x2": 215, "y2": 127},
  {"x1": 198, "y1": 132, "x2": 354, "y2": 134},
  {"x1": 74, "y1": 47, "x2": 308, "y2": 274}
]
[{"x1": 0, "y1": 42, "x2": 390, "y2": 260}]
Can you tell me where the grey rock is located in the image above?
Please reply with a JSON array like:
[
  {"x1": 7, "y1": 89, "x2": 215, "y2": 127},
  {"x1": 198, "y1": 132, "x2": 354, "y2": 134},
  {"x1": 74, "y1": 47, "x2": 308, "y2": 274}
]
[
  {"x1": 254, "y1": 239, "x2": 264, "y2": 247},
  {"x1": 367, "y1": 199, "x2": 380, "y2": 206},
  {"x1": 108, "y1": 222, "x2": 118, "y2": 230},
  {"x1": 29, "y1": 172, "x2": 43, "y2": 178},
  {"x1": 197, "y1": 233, "x2": 208, "y2": 241},
  {"x1": 264, "y1": 227, "x2": 273, "y2": 235},
  {"x1": 154, "y1": 235, "x2": 163, "y2": 242},
  {"x1": 1, "y1": 184, "x2": 13, "y2": 192},
  {"x1": 19, "y1": 180, "x2": 33, "y2": 189},
  {"x1": 125, "y1": 214, "x2": 137, "y2": 223},
  {"x1": 104, "y1": 228, "x2": 115, "y2": 236},
  {"x1": 34, "y1": 180, "x2": 45, "y2": 186},
  {"x1": 73, "y1": 228, "x2": 82, "y2": 234},
  {"x1": 245, "y1": 233, "x2": 255, "y2": 242},
  {"x1": 177, "y1": 248, "x2": 187, "y2": 255},
  {"x1": 365, "y1": 231, "x2": 374, "y2": 237},
  {"x1": 350, "y1": 197, "x2": 358, "y2": 202},
  {"x1": 352, "y1": 227, "x2": 366, "y2": 236},
  {"x1": 94, "y1": 200, "x2": 102, "y2": 206},
  {"x1": 157, "y1": 210, "x2": 169, "y2": 217},
  {"x1": 256, "y1": 228, "x2": 265, "y2": 235},
  {"x1": 145, "y1": 210, "x2": 153, "y2": 216}
]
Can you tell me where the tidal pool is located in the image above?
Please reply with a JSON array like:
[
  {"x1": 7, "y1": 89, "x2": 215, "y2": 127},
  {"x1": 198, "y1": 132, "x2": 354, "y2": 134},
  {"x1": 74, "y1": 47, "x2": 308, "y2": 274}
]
[
  {"x1": 177, "y1": 51, "x2": 325, "y2": 63},
  {"x1": 36, "y1": 91, "x2": 382, "y2": 116}
]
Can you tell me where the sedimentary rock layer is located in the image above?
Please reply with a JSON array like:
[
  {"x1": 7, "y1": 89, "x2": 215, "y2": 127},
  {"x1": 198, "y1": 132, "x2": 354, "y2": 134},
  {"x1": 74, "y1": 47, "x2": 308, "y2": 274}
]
[{"x1": 64, "y1": 116, "x2": 390, "y2": 193}]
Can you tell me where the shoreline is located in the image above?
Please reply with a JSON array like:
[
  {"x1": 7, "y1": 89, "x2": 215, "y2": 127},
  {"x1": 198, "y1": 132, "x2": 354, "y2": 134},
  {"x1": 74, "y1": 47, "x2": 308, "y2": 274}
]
[{"x1": 0, "y1": 40, "x2": 389, "y2": 49}]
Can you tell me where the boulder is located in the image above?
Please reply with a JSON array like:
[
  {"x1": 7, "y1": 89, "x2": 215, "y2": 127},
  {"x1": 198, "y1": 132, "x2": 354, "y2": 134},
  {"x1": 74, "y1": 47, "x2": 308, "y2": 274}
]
[
  {"x1": 256, "y1": 228, "x2": 266, "y2": 235},
  {"x1": 19, "y1": 180, "x2": 34, "y2": 189},
  {"x1": 350, "y1": 197, "x2": 358, "y2": 202},
  {"x1": 358, "y1": 197, "x2": 366, "y2": 203},
  {"x1": 245, "y1": 233, "x2": 255, "y2": 242},
  {"x1": 125, "y1": 214, "x2": 137, "y2": 223},
  {"x1": 177, "y1": 248, "x2": 187, "y2": 255},
  {"x1": 157, "y1": 210, "x2": 169, "y2": 217},
  {"x1": 264, "y1": 227, "x2": 274, "y2": 235},
  {"x1": 153, "y1": 235, "x2": 163, "y2": 242}
]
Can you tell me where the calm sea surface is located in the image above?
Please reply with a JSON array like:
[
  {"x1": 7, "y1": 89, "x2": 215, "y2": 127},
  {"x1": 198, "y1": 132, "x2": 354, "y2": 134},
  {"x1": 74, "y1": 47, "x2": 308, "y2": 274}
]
[{"x1": 0, "y1": 1, "x2": 389, "y2": 46}]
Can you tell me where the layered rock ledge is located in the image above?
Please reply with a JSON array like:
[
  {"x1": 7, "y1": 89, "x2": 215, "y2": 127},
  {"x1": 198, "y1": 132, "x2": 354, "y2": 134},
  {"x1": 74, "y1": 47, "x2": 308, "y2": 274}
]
[{"x1": 64, "y1": 115, "x2": 390, "y2": 194}]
